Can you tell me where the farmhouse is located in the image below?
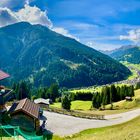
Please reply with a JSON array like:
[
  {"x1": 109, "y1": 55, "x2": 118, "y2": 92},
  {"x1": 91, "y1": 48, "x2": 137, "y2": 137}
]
[{"x1": 9, "y1": 98, "x2": 40, "y2": 132}]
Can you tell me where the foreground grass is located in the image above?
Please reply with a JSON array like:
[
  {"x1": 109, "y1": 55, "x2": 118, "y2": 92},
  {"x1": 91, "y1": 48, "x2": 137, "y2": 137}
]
[{"x1": 46, "y1": 116, "x2": 140, "y2": 140}]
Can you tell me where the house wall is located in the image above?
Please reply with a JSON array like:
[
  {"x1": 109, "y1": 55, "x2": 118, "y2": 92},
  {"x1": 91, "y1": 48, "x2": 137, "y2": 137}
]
[{"x1": 10, "y1": 112, "x2": 37, "y2": 132}]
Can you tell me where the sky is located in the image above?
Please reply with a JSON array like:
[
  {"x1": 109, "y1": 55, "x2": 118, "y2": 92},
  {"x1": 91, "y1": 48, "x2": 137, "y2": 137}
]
[{"x1": 0, "y1": 0, "x2": 140, "y2": 50}]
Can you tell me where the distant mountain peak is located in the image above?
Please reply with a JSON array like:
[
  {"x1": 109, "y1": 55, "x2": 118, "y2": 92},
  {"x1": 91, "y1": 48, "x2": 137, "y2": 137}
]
[{"x1": 106, "y1": 45, "x2": 140, "y2": 64}]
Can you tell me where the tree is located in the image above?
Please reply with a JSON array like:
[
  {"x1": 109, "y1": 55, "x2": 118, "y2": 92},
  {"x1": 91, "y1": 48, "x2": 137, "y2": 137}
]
[
  {"x1": 110, "y1": 84, "x2": 117, "y2": 102},
  {"x1": 92, "y1": 92, "x2": 101, "y2": 109},
  {"x1": 101, "y1": 91, "x2": 107, "y2": 109},
  {"x1": 116, "y1": 86, "x2": 121, "y2": 101},
  {"x1": 129, "y1": 85, "x2": 134, "y2": 97},
  {"x1": 136, "y1": 82, "x2": 140, "y2": 90},
  {"x1": 13, "y1": 81, "x2": 30, "y2": 100},
  {"x1": 49, "y1": 84, "x2": 59, "y2": 101},
  {"x1": 61, "y1": 95, "x2": 71, "y2": 110}
]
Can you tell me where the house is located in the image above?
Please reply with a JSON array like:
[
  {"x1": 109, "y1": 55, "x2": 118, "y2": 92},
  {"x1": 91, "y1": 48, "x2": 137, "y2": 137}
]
[
  {"x1": 9, "y1": 98, "x2": 40, "y2": 132},
  {"x1": 125, "y1": 96, "x2": 132, "y2": 101},
  {"x1": 0, "y1": 70, "x2": 13, "y2": 114},
  {"x1": 34, "y1": 98, "x2": 50, "y2": 109},
  {"x1": 0, "y1": 70, "x2": 10, "y2": 81}
]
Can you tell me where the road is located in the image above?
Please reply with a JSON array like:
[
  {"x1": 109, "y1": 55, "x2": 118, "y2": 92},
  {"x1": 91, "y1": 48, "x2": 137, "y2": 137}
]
[{"x1": 43, "y1": 108, "x2": 140, "y2": 136}]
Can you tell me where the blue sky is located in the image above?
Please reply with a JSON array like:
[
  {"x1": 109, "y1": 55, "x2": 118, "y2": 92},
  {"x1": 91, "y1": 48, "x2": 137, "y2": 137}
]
[{"x1": 0, "y1": 0, "x2": 140, "y2": 50}]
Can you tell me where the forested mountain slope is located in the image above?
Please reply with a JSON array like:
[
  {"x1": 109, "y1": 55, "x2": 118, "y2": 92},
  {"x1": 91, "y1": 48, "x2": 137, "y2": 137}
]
[{"x1": 0, "y1": 22, "x2": 130, "y2": 88}]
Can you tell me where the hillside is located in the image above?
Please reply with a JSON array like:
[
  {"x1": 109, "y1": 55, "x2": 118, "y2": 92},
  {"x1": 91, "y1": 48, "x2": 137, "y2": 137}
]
[
  {"x1": 0, "y1": 22, "x2": 130, "y2": 88},
  {"x1": 108, "y1": 45, "x2": 140, "y2": 64}
]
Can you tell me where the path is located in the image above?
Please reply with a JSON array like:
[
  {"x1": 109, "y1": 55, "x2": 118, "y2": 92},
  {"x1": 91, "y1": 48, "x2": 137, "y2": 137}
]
[{"x1": 44, "y1": 108, "x2": 140, "y2": 136}]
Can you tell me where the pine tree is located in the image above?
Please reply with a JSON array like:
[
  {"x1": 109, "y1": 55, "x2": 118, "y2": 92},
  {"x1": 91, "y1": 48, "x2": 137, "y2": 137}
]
[
  {"x1": 110, "y1": 84, "x2": 117, "y2": 102},
  {"x1": 92, "y1": 92, "x2": 101, "y2": 109},
  {"x1": 61, "y1": 95, "x2": 71, "y2": 110},
  {"x1": 49, "y1": 84, "x2": 59, "y2": 101},
  {"x1": 136, "y1": 82, "x2": 140, "y2": 90}
]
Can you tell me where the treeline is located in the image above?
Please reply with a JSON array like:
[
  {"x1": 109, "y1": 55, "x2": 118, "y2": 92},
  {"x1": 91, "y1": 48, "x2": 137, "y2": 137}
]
[
  {"x1": 12, "y1": 81, "x2": 60, "y2": 102},
  {"x1": 69, "y1": 92, "x2": 93, "y2": 101},
  {"x1": 12, "y1": 81, "x2": 140, "y2": 110}
]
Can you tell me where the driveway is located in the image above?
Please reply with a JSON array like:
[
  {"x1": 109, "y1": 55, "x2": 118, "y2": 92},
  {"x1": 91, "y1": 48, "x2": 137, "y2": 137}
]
[{"x1": 43, "y1": 108, "x2": 140, "y2": 136}]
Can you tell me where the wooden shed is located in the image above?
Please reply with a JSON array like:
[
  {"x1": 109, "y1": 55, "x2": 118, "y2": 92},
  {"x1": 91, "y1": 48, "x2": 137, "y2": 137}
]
[
  {"x1": 9, "y1": 98, "x2": 40, "y2": 132},
  {"x1": 34, "y1": 98, "x2": 50, "y2": 109}
]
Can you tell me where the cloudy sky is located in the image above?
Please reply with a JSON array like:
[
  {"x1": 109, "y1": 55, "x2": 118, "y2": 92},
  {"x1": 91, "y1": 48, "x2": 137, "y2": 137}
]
[{"x1": 0, "y1": 0, "x2": 140, "y2": 50}]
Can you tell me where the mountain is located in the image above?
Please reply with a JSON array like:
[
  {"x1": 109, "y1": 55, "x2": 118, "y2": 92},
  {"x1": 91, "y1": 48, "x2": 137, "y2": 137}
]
[
  {"x1": 0, "y1": 22, "x2": 131, "y2": 88},
  {"x1": 107, "y1": 45, "x2": 140, "y2": 64}
]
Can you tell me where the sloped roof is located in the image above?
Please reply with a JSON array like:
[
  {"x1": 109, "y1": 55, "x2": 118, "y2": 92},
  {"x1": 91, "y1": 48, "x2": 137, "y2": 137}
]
[
  {"x1": 0, "y1": 70, "x2": 10, "y2": 81},
  {"x1": 34, "y1": 98, "x2": 50, "y2": 105},
  {"x1": 9, "y1": 98, "x2": 40, "y2": 119}
]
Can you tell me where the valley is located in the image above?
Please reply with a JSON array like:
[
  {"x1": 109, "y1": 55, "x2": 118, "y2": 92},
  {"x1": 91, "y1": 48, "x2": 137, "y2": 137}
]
[{"x1": 0, "y1": 1, "x2": 140, "y2": 140}]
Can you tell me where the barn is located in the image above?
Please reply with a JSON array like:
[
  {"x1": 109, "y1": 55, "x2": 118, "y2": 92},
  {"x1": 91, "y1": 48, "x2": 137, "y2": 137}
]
[{"x1": 9, "y1": 98, "x2": 40, "y2": 132}]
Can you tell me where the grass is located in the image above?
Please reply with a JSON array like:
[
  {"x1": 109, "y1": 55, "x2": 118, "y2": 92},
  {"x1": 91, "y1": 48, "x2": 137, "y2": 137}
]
[
  {"x1": 50, "y1": 100, "x2": 92, "y2": 111},
  {"x1": 66, "y1": 116, "x2": 140, "y2": 140},
  {"x1": 45, "y1": 116, "x2": 140, "y2": 140}
]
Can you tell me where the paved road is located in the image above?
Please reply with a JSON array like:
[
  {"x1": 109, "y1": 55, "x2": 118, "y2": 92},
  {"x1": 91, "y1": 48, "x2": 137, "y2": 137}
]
[{"x1": 43, "y1": 109, "x2": 140, "y2": 136}]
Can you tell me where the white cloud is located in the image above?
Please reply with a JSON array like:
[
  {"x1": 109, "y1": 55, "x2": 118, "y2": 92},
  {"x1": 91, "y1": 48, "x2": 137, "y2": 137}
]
[
  {"x1": 16, "y1": 4, "x2": 52, "y2": 28},
  {"x1": 120, "y1": 29, "x2": 140, "y2": 44},
  {"x1": 86, "y1": 41, "x2": 121, "y2": 51},
  {"x1": 0, "y1": 4, "x2": 52, "y2": 28},
  {"x1": 0, "y1": 8, "x2": 18, "y2": 27},
  {"x1": 52, "y1": 27, "x2": 80, "y2": 41},
  {"x1": 0, "y1": 0, "x2": 28, "y2": 9}
]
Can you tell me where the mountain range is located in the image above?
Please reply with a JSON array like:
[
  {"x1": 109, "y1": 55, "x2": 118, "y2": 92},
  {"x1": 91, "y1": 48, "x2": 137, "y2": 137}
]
[
  {"x1": 0, "y1": 22, "x2": 131, "y2": 88},
  {"x1": 104, "y1": 45, "x2": 140, "y2": 64}
]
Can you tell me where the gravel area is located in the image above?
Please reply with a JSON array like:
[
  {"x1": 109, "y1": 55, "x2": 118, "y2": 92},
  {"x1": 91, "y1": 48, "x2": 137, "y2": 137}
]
[{"x1": 44, "y1": 108, "x2": 140, "y2": 136}]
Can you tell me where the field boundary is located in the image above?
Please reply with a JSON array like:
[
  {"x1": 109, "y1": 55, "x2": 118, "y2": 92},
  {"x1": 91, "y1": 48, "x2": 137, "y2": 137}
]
[{"x1": 44, "y1": 107, "x2": 105, "y2": 120}]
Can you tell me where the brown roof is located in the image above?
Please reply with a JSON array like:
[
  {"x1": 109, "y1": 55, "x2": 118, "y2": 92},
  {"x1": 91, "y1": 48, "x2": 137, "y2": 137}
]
[
  {"x1": 9, "y1": 98, "x2": 40, "y2": 119},
  {"x1": 0, "y1": 70, "x2": 10, "y2": 81}
]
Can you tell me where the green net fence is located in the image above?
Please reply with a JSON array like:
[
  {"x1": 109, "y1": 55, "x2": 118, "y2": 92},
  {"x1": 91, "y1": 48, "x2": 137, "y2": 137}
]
[{"x1": 0, "y1": 125, "x2": 44, "y2": 140}]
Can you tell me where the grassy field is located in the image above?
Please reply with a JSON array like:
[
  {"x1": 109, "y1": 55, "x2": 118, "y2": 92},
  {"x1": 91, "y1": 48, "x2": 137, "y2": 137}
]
[
  {"x1": 45, "y1": 116, "x2": 140, "y2": 140},
  {"x1": 51, "y1": 100, "x2": 92, "y2": 111}
]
